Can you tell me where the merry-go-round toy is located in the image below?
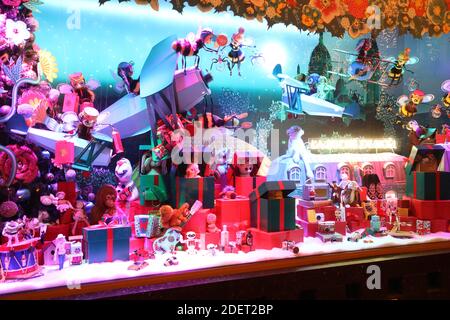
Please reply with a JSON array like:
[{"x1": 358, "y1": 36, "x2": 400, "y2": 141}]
[{"x1": 0, "y1": 238, "x2": 41, "y2": 281}]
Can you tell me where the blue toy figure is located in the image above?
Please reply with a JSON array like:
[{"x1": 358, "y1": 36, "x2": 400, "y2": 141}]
[{"x1": 53, "y1": 234, "x2": 66, "y2": 270}]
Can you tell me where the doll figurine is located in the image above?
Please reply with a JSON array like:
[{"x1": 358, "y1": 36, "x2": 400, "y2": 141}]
[
  {"x1": 53, "y1": 234, "x2": 67, "y2": 270},
  {"x1": 2, "y1": 220, "x2": 24, "y2": 246},
  {"x1": 77, "y1": 106, "x2": 99, "y2": 141},
  {"x1": 180, "y1": 231, "x2": 199, "y2": 255},
  {"x1": 71, "y1": 200, "x2": 90, "y2": 236},
  {"x1": 68, "y1": 72, "x2": 96, "y2": 105},
  {"x1": 341, "y1": 181, "x2": 362, "y2": 208},
  {"x1": 117, "y1": 61, "x2": 140, "y2": 94}
]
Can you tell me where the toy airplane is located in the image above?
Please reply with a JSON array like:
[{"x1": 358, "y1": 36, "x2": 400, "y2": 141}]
[
  {"x1": 272, "y1": 64, "x2": 345, "y2": 118},
  {"x1": 21, "y1": 36, "x2": 213, "y2": 170}
]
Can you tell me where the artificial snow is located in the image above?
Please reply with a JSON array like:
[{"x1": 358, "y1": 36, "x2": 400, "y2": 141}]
[{"x1": 1, "y1": 232, "x2": 450, "y2": 296}]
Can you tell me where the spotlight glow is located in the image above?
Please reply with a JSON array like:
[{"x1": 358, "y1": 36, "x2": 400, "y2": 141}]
[{"x1": 260, "y1": 42, "x2": 287, "y2": 74}]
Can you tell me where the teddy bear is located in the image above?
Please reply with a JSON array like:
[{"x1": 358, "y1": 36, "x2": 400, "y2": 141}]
[
  {"x1": 206, "y1": 213, "x2": 220, "y2": 233},
  {"x1": 159, "y1": 203, "x2": 190, "y2": 232}
]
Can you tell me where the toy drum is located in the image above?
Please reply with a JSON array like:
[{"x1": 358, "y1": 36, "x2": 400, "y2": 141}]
[{"x1": 0, "y1": 239, "x2": 40, "y2": 279}]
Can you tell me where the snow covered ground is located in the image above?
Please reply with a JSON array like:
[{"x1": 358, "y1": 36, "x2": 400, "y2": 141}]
[{"x1": 1, "y1": 232, "x2": 450, "y2": 296}]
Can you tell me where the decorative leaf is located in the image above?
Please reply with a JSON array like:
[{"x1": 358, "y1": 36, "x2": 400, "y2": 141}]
[{"x1": 2, "y1": 57, "x2": 22, "y2": 84}]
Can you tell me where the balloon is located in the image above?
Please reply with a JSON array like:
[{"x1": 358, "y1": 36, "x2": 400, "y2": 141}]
[
  {"x1": 16, "y1": 188, "x2": 31, "y2": 201},
  {"x1": 41, "y1": 150, "x2": 51, "y2": 159}
]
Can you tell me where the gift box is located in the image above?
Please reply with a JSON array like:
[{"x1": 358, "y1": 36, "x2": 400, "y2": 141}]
[
  {"x1": 250, "y1": 181, "x2": 297, "y2": 232},
  {"x1": 431, "y1": 219, "x2": 448, "y2": 233},
  {"x1": 170, "y1": 176, "x2": 214, "y2": 209},
  {"x1": 44, "y1": 224, "x2": 71, "y2": 241},
  {"x1": 416, "y1": 220, "x2": 431, "y2": 235},
  {"x1": 54, "y1": 140, "x2": 74, "y2": 166},
  {"x1": 436, "y1": 134, "x2": 446, "y2": 144},
  {"x1": 406, "y1": 172, "x2": 450, "y2": 200},
  {"x1": 182, "y1": 208, "x2": 209, "y2": 234},
  {"x1": 82, "y1": 225, "x2": 131, "y2": 263},
  {"x1": 234, "y1": 176, "x2": 266, "y2": 197},
  {"x1": 398, "y1": 208, "x2": 409, "y2": 217},
  {"x1": 129, "y1": 237, "x2": 148, "y2": 253},
  {"x1": 203, "y1": 232, "x2": 221, "y2": 249},
  {"x1": 215, "y1": 197, "x2": 250, "y2": 230},
  {"x1": 139, "y1": 170, "x2": 168, "y2": 206},
  {"x1": 58, "y1": 181, "x2": 77, "y2": 207},
  {"x1": 298, "y1": 205, "x2": 337, "y2": 222},
  {"x1": 406, "y1": 145, "x2": 446, "y2": 175},
  {"x1": 398, "y1": 199, "x2": 410, "y2": 208},
  {"x1": 250, "y1": 228, "x2": 303, "y2": 250},
  {"x1": 62, "y1": 93, "x2": 80, "y2": 113},
  {"x1": 411, "y1": 199, "x2": 450, "y2": 220}
]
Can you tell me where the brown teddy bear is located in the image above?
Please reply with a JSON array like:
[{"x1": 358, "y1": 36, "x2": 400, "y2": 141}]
[{"x1": 159, "y1": 203, "x2": 190, "y2": 232}]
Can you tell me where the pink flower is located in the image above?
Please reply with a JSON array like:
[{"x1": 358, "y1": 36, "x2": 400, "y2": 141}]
[
  {"x1": 5, "y1": 19, "x2": 30, "y2": 46},
  {"x1": 0, "y1": 144, "x2": 38, "y2": 184},
  {"x1": 2, "y1": 0, "x2": 23, "y2": 7}
]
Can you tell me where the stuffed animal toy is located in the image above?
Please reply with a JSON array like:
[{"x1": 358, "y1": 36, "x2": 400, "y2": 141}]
[
  {"x1": 90, "y1": 184, "x2": 127, "y2": 225},
  {"x1": 115, "y1": 158, "x2": 139, "y2": 202},
  {"x1": 206, "y1": 213, "x2": 220, "y2": 233},
  {"x1": 159, "y1": 203, "x2": 189, "y2": 232}
]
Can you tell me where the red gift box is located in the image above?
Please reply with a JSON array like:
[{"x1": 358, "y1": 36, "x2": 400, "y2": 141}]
[
  {"x1": 397, "y1": 199, "x2": 410, "y2": 208},
  {"x1": 296, "y1": 200, "x2": 334, "y2": 220},
  {"x1": 436, "y1": 134, "x2": 447, "y2": 144},
  {"x1": 44, "y1": 224, "x2": 71, "y2": 241},
  {"x1": 411, "y1": 199, "x2": 450, "y2": 220},
  {"x1": 58, "y1": 181, "x2": 77, "y2": 207},
  {"x1": 63, "y1": 92, "x2": 80, "y2": 113},
  {"x1": 431, "y1": 219, "x2": 448, "y2": 233},
  {"x1": 234, "y1": 176, "x2": 266, "y2": 197},
  {"x1": 215, "y1": 197, "x2": 250, "y2": 229},
  {"x1": 54, "y1": 140, "x2": 74, "y2": 165},
  {"x1": 182, "y1": 208, "x2": 208, "y2": 234},
  {"x1": 129, "y1": 237, "x2": 147, "y2": 253},
  {"x1": 250, "y1": 228, "x2": 303, "y2": 250},
  {"x1": 345, "y1": 207, "x2": 365, "y2": 221},
  {"x1": 204, "y1": 232, "x2": 221, "y2": 247},
  {"x1": 386, "y1": 216, "x2": 417, "y2": 232}
]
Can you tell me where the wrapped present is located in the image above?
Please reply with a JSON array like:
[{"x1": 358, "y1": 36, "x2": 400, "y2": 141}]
[
  {"x1": 234, "y1": 176, "x2": 266, "y2": 197},
  {"x1": 431, "y1": 219, "x2": 448, "y2": 233},
  {"x1": 397, "y1": 199, "x2": 410, "y2": 208},
  {"x1": 58, "y1": 181, "x2": 77, "y2": 207},
  {"x1": 398, "y1": 208, "x2": 409, "y2": 217},
  {"x1": 406, "y1": 145, "x2": 446, "y2": 175},
  {"x1": 44, "y1": 224, "x2": 71, "y2": 241},
  {"x1": 82, "y1": 225, "x2": 131, "y2": 263},
  {"x1": 436, "y1": 134, "x2": 447, "y2": 144},
  {"x1": 54, "y1": 140, "x2": 74, "y2": 166},
  {"x1": 139, "y1": 169, "x2": 168, "y2": 206},
  {"x1": 416, "y1": 220, "x2": 431, "y2": 235},
  {"x1": 170, "y1": 176, "x2": 214, "y2": 209},
  {"x1": 411, "y1": 199, "x2": 450, "y2": 220},
  {"x1": 250, "y1": 181, "x2": 297, "y2": 232},
  {"x1": 134, "y1": 214, "x2": 161, "y2": 238},
  {"x1": 406, "y1": 172, "x2": 450, "y2": 200},
  {"x1": 215, "y1": 197, "x2": 250, "y2": 229},
  {"x1": 250, "y1": 228, "x2": 303, "y2": 250},
  {"x1": 302, "y1": 180, "x2": 330, "y2": 201},
  {"x1": 62, "y1": 93, "x2": 80, "y2": 113},
  {"x1": 182, "y1": 208, "x2": 209, "y2": 234},
  {"x1": 307, "y1": 209, "x2": 317, "y2": 223}
]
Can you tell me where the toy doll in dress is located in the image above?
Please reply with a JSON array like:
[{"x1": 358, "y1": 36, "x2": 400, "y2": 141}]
[
  {"x1": 71, "y1": 200, "x2": 90, "y2": 236},
  {"x1": 53, "y1": 234, "x2": 67, "y2": 270}
]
